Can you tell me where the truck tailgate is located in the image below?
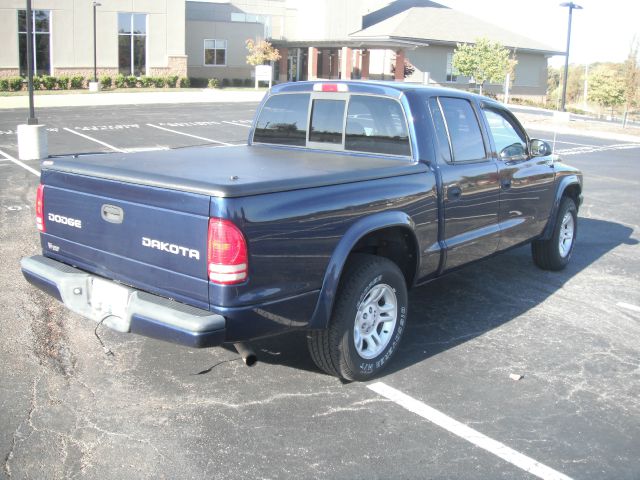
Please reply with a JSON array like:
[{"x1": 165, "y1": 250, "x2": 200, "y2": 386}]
[{"x1": 41, "y1": 170, "x2": 210, "y2": 309}]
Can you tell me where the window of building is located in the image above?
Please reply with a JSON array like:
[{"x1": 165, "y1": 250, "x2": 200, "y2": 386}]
[
  {"x1": 204, "y1": 40, "x2": 227, "y2": 66},
  {"x1": 18, "y1": 10, "x2": 51, "y2": 76},
  {"x1": 230, "y1": 13, "x2": 272, "y2": 37},
  {"x1": 345, "y1": 96, "x2": 411, "y2": 157},
  {"x1": 118, "y1": 13, "x2": 147, "y2": 76},
  {"x1": 437, "y1": 97, "x2": 486, "y2": 162},
  {"x1": 253, "y1": 94, "x2": 310, "y2": 146},
  {"x1": 446, "y1": 52, "x2": 458, "y2": 82}
]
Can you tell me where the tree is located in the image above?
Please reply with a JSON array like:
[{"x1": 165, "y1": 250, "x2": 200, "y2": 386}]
[
  {"x1": 391, "y1": 58, "x2": 416, "y2": 79},
  {"x1": 622, "y1": 39, "x2": 639, "y2": 126},
  {"x1": 245, "y1": 39, "x2": 281, "y2": 66},
  {"x1": 588, "y1": 67, "x2": 625, "y2": 113},
  {"x1": 452, "y1": 38, "x2": 511, "y2": 95}
]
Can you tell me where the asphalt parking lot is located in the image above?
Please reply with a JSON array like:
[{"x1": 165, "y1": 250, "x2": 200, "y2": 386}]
[{"x1": 1, "y1": 101, "x2": 639, "y2": 480}]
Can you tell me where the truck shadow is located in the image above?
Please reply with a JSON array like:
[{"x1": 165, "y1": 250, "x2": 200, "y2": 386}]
[{"x1": 238, "y1": 217, "x2": 637, "y2": 378}]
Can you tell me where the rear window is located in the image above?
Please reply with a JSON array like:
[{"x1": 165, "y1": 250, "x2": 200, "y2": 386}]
[
  {"x1": 253, "y1": 93, "x2": 310, "y2": 146},
  {"x1": 309, "y1": 99, "x2": 345, "y2": 144},
  {"x1": 438, "y1": 97, "x2": 486, "y2": 161},
  {"x1": 345, "y1": 96, "x2": 410, "y2": 156}
]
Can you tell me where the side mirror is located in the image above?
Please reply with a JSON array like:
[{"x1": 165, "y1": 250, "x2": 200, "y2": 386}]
[
  {"x1": 499, "y1": 143, "x2": 526, "y2": 161},
  {"x1": 530, "y1": 139, "x2": 551, "y2": 157}
]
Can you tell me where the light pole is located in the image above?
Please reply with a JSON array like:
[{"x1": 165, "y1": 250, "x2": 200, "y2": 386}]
[
  {"x1": 26, "y1": 0, "x2": 37, "y2": 125},
  {"x1": 559, "y1": 2, "x2": 582, "y2": 112},
  {"x1": 92, "y1": 2, "x2": 101, "y2": 83}
]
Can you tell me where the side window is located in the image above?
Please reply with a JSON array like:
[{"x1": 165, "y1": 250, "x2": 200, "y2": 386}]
[
  {"x1": 253, "y1": 94, "x2": 310, "y2": 146},
  {"x1": 345, "y1": 95, "x2": 410, "y2": 156},
  {"x1": 483, "y1": 108, "x2": 527, "y2": 159},
  {"x1": 428, "y1": 98, "x2": 452, "y2": 163},
  {"x1": 438, "y1": 97, "x2": 486, "y2": 162},
  {"x1": 309, "y1": 99, "x2": 345, "y2": 144}
]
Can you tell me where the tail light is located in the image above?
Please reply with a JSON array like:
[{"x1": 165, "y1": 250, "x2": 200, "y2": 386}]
[
  {"x1": 207, "y1": 218, "x2": 248, "y2": 285},
  {"x1": 36, "y1": 184, "x2": 45, "y2": 232}
]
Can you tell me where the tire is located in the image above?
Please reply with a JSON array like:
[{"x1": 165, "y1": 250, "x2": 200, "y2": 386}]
[
  {"x1": 532, "y1": 196, "x2": 578, "y2": 271},
  {"x1": 307, "y1": 254, "x2": 408, "y2": 381}
]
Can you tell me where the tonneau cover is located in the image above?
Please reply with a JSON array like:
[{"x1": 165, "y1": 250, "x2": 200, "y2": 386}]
[{"x1": 43, "y1": 145, "x2": 426, "y2": 198}]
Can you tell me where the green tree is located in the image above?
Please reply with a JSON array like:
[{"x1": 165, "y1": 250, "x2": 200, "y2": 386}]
[
  {"x1": 245, "y1": 39, "x2": 281, "y2": 66},
  {"x1": 622, "y1": 39, "x2": 639, "y2": 126},
  {"x1": 588, "y1": 67, "x2": 625, "y2": 113},
  {"x1": 452, "y1": 38, "x2": 511, "y2": 95}
]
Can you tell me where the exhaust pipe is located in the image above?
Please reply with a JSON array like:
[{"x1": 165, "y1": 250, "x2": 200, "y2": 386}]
[{"x1": 233, "y1": 342, "x2": 257, "y2": 366}]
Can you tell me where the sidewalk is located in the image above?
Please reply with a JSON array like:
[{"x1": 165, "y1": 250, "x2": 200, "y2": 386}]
[{"x1": 0, "y1": 89, "x2": 267, "y2": 109}]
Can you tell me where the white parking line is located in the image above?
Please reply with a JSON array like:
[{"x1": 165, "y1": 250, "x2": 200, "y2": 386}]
[
  {"x1": 617, "y1": 302, "x2": 640, "y2": 313},
  {"x1": 222, "y1": 121, "x2": 252, "y2": 128},
  {"x1": 63, "y1": 127, "x2": 126, "y2": 153},
  {"x1": 367, "y1": 382, "x2": 573, "y2": 480},
  {"x1": 542, "y1": 139, "x2": 597, "y2": 147},
  {"x1": 146, "y1": 123, "x2": 233, "y2": 146},
  {"x1": 0, "y1": 148, "x2": 40, "y2": 177}
]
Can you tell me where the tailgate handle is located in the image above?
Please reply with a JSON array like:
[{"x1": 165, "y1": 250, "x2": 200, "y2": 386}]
[{"x1": 101, "y1": 205, "x2": 124, "y2": 224}]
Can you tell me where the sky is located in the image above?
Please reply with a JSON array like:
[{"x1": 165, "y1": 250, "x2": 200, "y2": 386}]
[{"x1": 438, "y1": 0, "x2": 640, "y2": 66}]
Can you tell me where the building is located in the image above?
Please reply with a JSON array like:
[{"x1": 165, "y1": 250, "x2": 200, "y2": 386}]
[{"x1": 0, "y1": 0, "x2": 562, "y2": 99}]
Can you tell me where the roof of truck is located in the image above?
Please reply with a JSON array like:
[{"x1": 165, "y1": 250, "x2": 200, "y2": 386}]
[{"x1": 270, "y1": 80, "x2": 484, "y2": 101}]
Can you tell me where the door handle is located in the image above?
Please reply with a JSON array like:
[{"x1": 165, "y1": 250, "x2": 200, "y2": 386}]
[
  {"x1": 501, "y1": 179, "x2": 512, "y2": 190},
  {"x1": 447, "y1": 186, "x2": 462, "y2": 200}
]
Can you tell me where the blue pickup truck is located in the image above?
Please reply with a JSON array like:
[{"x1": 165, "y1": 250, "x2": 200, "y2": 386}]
[{"x1": 21, "y1": 81, "x2": 582, "y2": 380}]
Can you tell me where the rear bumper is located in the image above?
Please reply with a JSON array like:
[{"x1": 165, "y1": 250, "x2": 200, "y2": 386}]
[{"x1": 21, "y1": 255, "x2": 225, "y2": 348}]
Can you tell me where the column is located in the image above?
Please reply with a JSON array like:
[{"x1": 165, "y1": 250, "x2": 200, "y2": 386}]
[
  {"x1": 394, "y1": 49, "x2": 405, "y2": 82},
  {"x1": 308, "y1": 47, "x2": 318, "y2": 80},
  {"x1": 321, "y1": 50, "x2": 330, "y2": 79},
  {"x1": 340, "y1": 47, "x2": 352, "y2": 80},
  {"x1": 361, "y1": 49, "x2": 370, "y2": 80},
  {"x1": 278, "y1": 47, "x2": 288, "y2": 82},
  {"x1": 330, "y1": 49, "x2": 340, "y2": 79}
]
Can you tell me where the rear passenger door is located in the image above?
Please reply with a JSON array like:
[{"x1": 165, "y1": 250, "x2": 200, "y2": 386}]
[{"x1": 429, "y1": 97, "x2": 501, "y2": 270}]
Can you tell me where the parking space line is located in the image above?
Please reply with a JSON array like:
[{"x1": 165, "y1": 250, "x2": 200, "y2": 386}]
[
  {"x1": 617, "y1": 302, "x2": 640, "y2": 313},
  {"x1": 63, "y1": 127, "x2": 126, "y2": 153},
  {"x1": 542, "y1": 139, "x2": 598, "y2": 147},
  {"x1": 222, "y1": 121, "x2": 252, "y2": 128},
  {"x1": 146, "y1": 123, "x2": 233, "y2": 146},
  {"x1": 367, "y1": 382, "x2": 573, "y2": 480},
  {"x1": 0, "y1": 148, "x2": 40, "y2": 177}
]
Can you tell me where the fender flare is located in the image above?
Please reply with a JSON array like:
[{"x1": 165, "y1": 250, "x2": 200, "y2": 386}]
[
  {"x1": 307, "y1": 211, "x2": 419, "y2": 330},
  {"x1": 540, "y1": 175, "x2": 582, "y2": 240}
]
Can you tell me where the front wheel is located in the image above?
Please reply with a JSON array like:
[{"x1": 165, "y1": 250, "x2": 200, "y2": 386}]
[
  {"x1": 532, "y1": 196, "x2": 578, "y2": 271},
  {"x1": 307, "y1": 254, "x2": 408, "y2": 381}
]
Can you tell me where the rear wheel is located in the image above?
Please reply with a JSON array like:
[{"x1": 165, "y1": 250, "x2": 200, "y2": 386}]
[
  {"x1": 532, "y1": 197, "x2": 577, "y2": 271},
  {"x1": 307, "y1": 254, "x2": 408, "y2": 381}
]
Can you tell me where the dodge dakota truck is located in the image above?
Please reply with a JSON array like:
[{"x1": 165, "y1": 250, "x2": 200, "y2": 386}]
[{"x1": 21, "y1": 81, "x2": 583, "y2": 380}]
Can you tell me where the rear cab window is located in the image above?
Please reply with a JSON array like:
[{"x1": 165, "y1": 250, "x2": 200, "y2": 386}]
[
  {"x1": 432, "y1": 97, "x2": 487, "y2": 163},
  {"x1": 252, "y1": 92, "x2": 412, "y2": 158}
]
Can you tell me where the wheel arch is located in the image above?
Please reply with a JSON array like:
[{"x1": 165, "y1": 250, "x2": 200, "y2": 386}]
[
  {"x1": 540, "y1": 175, "x2": 582, "y2": 241},
  {"x1": 308, "y1": 211, "x2": 419, "y2": 330}
]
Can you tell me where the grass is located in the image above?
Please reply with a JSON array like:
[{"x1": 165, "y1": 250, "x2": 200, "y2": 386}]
[{"x1": 0, "y1": 86, "x2": 269, "y2": 97}]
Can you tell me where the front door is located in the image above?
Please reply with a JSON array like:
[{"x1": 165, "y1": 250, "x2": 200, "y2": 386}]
[
  {"x1": 481, "y1": 106, "x2": 556, "y2": 249},
  {"x1": 430, "y1": 97, "x2": 501, "y2": 270}
]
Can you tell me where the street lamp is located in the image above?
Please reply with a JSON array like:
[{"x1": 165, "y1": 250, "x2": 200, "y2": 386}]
[
  {"x1": 93, "y1": 2, "x2": 101, "y2": 83},
  {"x1": 559, "y1": 2, "x2": 582, "y2": 112}
]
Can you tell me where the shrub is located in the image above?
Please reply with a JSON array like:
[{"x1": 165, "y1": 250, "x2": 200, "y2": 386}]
[
  {"x1": 152, "y1": 76, "x2": 166, "y2": 88},
  {"x1": 125, "y1": 75, "x2": 137, "y2": 88},
  {"x1": 70, "y1": 75, "x2": 84, "y2": 89},
  {"x1": 207, "y1": 78, "x2": 220, "y2": 89},
  {"x1": 114, "y1": 74, "x2": 126, "y2": 88},
  {"x1": 221, "y1": 78, "x2": 230, "y2": 87},
  {"x1": 31, "y1": 76, "x2": 43, "y2": 90},
  {"x1": 179, "y1": 77, "x2": 191, "y2": 88},
  {"x1": 99, "y1": 75, "x2": 112, "y2": 89},
  {"x1": 232, "y1": 78, "x2": 243, "y2": 87},
  {"x1": 9, "y1": 77, "x2": 24, "y2": 91},
  {"x1": 166, "y1": 75, "x2": 179, "y2": 88},
  {"x1": 244, "y1": 78, "x2": 253, "y2": 87},
  {"x1": 41, "y1": 75, "x2": 57, "y2": 90},
  {"x1": 0, "y1": 78, "x2": 9, "y2": 91},
  {"x1": 139, "y1": 76, "x2": 153, "y2": 88},
  {"x1": 57, "y1": 76, "x2": 70, "y2": 90}
]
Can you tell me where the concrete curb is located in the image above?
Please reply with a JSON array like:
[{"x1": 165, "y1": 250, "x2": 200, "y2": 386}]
[
  {"x1": 0, "y1": 89, "x2": 267, "y2": 109},
  {"x1": 522, "y1": 122, "x2": 640, "y2": 143}
]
